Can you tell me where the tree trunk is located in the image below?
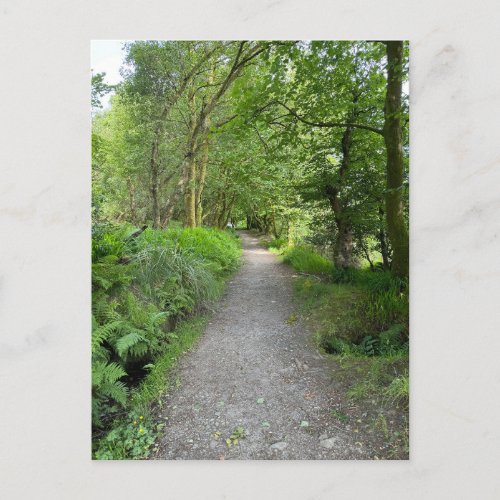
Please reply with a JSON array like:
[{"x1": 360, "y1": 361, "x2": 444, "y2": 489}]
[
  {"x1": 195, "y1": 133, "x2": 209, "y2": 226},
  {"x1": 147, "y1": 45, "x2": 220, "y2": 228},
  {"x1": 271, "y1": 213, "x2": 279, "y2": 238},
  {"x1": 162, "y1": 152, "x2": 193, "y2": 227},
  {"x1": 217, "y1": 192, "x2": 227, "y2": 229},
  {"x1": 333, "y1": 219, "x2": 354, "y2": 268},
  {"x1": 326, "y1": 124, "x2": 355, "y2": 268},
  {"x1": 384, "y1": 41, "x2": 409, "y2": 277},
  {"x1": 378, "y1": 206, "x2": 390, "y2": 270},
  {"x1": 184, "y1": 91, "x2": 197, "y2": 228},
  {"x1": 150, "y1": 137, "x2": 161, "y2": 228},
  {"x1": 223, "y1": 195, "x2": 236, "y2": 228},
  {"x1": 126, "y1": 177, "x2": 136, "y2": 224},
  {"x1": 162, "y1": 43, "x2": 268, "y2": 227}
]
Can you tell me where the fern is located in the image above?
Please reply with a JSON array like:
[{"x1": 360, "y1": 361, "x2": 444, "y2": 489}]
[
  {"x1": 92, "y1": 361, "x2": 127, "y2": 386},
  {"x1": 115, "y1": 331, "x2": 148, "y2": 359},
  {"x1": 145, "y1": 312, "x2": 168, "y2": 332},
  {"x1": 92, "y1": 361, "x2": 128, "y2": 427},
  {"x1": 99, "y1": 381, "x2": 128, "y2": 406},
  {"x1": 92, "y1": 318, "x2": 126, "y2": 353},
  {"x1": 91, "y1": 225, "x2": 240, "y2": 435},
  {"x1": 360, "y1": 335, "x2": 379, "y2": 356},
  {"x1": 92, "y1": 294, "x2": 120, "y2": 323}
]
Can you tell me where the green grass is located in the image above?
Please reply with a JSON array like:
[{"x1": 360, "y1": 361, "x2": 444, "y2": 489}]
[
  {"x1": 282, "y1": 246, "x2": 334, "y2": 275},
  {"x1": 262, "y1": 237, "x2": 288, "y2": 250},
  {"x1": 330, "y1": 408, "x2": 350, "y2": 423},
  {"x1": 131, "y1": 316, "x2": 207, "y2": 413},
  {"x1": 289, "y1": 270, "x2": 409, "y2": 436},
  {"x1": 92, "y1": 223, "x2": 242, "y2": 459},
  {"x1": 384, "y1": 372, "x2": 409, "y2": 408}
]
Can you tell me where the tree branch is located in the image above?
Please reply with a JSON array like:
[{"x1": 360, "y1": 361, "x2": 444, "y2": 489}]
[{"x1": 276, "y1": 101, "x2": 384, "y2": 135}]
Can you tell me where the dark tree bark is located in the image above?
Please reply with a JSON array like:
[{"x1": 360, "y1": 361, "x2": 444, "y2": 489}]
[
  {"x1": 378, "y1": 206, "x2": 390, "y2": 270},
  {"x1": 325, "y1": 124, "x2": 356, "y2": 269},
  {"x1": 383, "y1": 41, "x2": 409, "y2": 277}
]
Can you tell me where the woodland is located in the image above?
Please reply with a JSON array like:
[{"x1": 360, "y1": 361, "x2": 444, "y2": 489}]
[{"x1": 91, "y1": 41, "x2": 409, "y2": 459}]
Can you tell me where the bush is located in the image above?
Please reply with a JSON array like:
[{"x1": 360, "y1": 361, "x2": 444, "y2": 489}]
[
  {"x1": 292, "y1": 267, "x2": 408, "y2": 357},
  {"x1": 282, "y1": 246, "x2": 334, "y2": 275},
  {"x1": 138, "y1": 226, "x2": 241, "y2": 276},
  {"x1": 91, "y1": 223, "x2": 241, "y2": 454},
  {"x1": 134, "y1": 245, "x2": 219, "y2": 315},
  {"x1": 358, "y1": 275, "x2": 408, "y2": 336}
]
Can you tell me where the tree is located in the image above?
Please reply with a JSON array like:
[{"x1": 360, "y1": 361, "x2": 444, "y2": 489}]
[
  {"x1": 92, "y1": 40, "x2": 409, "y2": 276},
  {"x1": 91, "y1": 72, "x2": 114, "y2": 110},
  {"x1": 383, "y1": 41, "x2": 409, "y2": 277}
]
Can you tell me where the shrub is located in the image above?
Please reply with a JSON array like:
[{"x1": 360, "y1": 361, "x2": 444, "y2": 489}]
[
  {"x1": 379, "y1": 324, "x2": 406, "y2": 354},
  {"x1": 91, "y1": 223, "x2": 242, "y2": 455},
  {"x1": 324, "y1": 336, "x2": 355, "y2": 355},
  {"x1": 134, "y1": 245, "x2": 219, "y2": 315},
  {"x1": 94, "y1": 413, "x2": 164, "y2": 460},
  {"x1": 166, "y1": 226, "x2": 241, "y2": 276}
]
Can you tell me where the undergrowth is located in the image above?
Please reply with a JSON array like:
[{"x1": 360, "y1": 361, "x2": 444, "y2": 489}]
[
  {"x1": 277, "y1": 238, "x2": 409, "y2": 456},
  {"x1": 92, "y1": 222, "x2": 241, "y2": 459},
  {"x1": 281, "y1": 245, "x2": 334, "y2": 275}
]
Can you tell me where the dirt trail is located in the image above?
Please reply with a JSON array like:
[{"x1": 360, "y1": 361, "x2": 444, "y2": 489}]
[{"x1": 155, "y1": 231, "x2": 367, "y2": 459}]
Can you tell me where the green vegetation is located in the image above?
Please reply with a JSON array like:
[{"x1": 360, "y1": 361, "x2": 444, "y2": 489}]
[
  {"x1": 92, "y1": 223, "x2": 240, "y2": 458},
  {"x1": 92, "y1": 40, "x2": 409, "y2": 459},
  {"x1": 290, "y1": 266, "x2": 408, "y2": 354},
  {"x1": 282, "y1": 246, "x2": 334, "y2": 275},
  {"x1": 280, "y1": 243, "x2": 408, "y2": 455}
]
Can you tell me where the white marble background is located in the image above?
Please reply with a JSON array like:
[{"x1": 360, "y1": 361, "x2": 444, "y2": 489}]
[{"x1": 1, "y1": 0, "x2": 499, "y2": 498}]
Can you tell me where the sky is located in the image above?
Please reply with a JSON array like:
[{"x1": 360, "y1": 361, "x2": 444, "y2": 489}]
[{"x1": 91, "y1": 40, "x2": 128, "y2": 108}]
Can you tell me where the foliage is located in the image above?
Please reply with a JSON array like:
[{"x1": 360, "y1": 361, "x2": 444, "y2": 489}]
[
  {"x1": 282, "y1": 246, "x2": 334, "y2": 275},
  {"x1": 384, "y1": 372, "x2": 409, "y2": 407},
  {"x1": 289, "y1": 261, "x2": 408, "y2": 408},
  {"x1": 92, "y1": 40, "x2": 408, "y2": 275},
  {"x1": 91, "y1": 222, "x2": 240, "y2": 457},
  {"x1": 91, "y1": 39, "x2": 410, "y2": 458},
  {"x1": 91, "y1": 72, "x2": 114, "y2": 110},
  {"x1": 94, "y1": 413, "x2": 164, "y2": 460},
  {"x1": 130, "y1": 317, "x2": 206, "y2": 413},
  {"x1": 263, "y1": 237, "x2": 288, "y2": 250},
  {"x1": 168, "y1": 227, "x2": 241, "y2": 275}
]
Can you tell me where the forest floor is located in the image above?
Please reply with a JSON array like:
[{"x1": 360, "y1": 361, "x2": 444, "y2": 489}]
[{"x1": 153, "y1": 231, "x2": 401, "y2": 459}]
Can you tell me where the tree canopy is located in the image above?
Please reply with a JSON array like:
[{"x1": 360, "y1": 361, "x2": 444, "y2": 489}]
[{"x1": 92, "y1": 40, "x2": 409, "y2": 276}]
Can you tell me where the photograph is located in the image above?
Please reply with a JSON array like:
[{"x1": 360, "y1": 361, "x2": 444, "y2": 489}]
[{"x1": 91, "y1": 40, "x2": 409, "y2": 460}]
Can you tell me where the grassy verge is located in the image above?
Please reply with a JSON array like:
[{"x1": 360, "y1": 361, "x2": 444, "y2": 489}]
[
  {"x1": 92, "y1": 223, "x2": 241, "y2": 459},
  {"x1": 272, "y1": 239, "x2": 409, "y2": 458}
]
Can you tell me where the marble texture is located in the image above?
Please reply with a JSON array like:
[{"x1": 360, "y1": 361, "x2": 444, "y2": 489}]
[{"x1": 1, "y1": 0, "x2": 500, "y2": 498}]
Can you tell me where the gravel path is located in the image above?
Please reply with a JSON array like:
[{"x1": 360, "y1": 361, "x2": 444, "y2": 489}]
[{"x1": 155, "y1": 231, "x2": 367, "y2": 459}]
